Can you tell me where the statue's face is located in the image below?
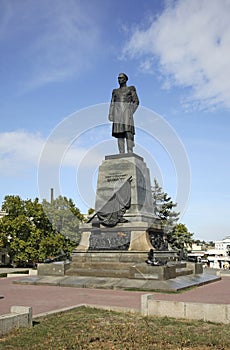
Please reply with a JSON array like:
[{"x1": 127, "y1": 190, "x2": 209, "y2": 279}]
[{"x1": 118, "y1": 74, "x2": 127, "y2": 85}]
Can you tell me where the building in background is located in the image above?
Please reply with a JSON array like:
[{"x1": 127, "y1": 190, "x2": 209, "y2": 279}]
[{"x1": 206, "y1": 236, "x2": 230, "y2": 269}]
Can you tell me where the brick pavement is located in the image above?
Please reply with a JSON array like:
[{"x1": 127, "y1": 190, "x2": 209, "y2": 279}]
[{"x1": 1, "y1": 276, "x2": 230, "y2": 317}]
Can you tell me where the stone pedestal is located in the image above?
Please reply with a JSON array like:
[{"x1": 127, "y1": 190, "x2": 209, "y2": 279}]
[
  {"x1": 70, "y1": 153, "x2": 178, "y2": 279},
  {"x1": 75, "y1": 153, "x2": 160, "y2": 253},
  {"x1": 95, "y1": 153, "x2": 155, "y2": 223},
  {"x1": 76, "y1": 221, "x2": 162, "y2": 252},
  {"x1": 76, "y1": 153, "x2": 168, "y2": 254}
]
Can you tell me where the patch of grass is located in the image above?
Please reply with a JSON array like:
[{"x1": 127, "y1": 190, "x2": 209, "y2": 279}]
[{"x1": 0, "y1": 306, "x2": 229, "y2": 349}]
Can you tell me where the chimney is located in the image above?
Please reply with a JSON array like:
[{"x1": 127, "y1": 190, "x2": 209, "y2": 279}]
[{"x1": 50, "y1": 188, "x2": 54, "y2": 203}]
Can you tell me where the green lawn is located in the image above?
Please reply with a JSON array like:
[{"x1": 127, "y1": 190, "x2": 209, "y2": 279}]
[{"x1": 0, "y1": 306, "x2": 229, "y2": 349}]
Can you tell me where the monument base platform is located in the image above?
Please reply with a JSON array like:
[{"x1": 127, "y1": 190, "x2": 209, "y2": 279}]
[
  {"x1": 16, "y1": 272, "x2": 221, "y2": 292},
  {"x1": 65, "y1": 251, "x2": 199, "y2": 279},
  {"x1": 34, "y1": 254, "x2": 221, "y2": 292}
]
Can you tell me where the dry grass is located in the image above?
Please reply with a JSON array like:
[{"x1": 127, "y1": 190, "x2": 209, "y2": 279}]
[{"x1": 0, "y1": 306, "x2": 230, "y2": 349}]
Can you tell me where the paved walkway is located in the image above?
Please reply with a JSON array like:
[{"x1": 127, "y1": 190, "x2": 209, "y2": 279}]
[
  {"x1": 1, "y1": 275, "x2": 230, "y2": 317},
  {"x1": 0, "y1": 276, "x2": 144, "y2": 316}
]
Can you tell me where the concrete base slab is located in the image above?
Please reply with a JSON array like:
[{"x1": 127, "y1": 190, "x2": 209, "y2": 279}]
[
  {"x1": 12, "y1": 276, "x2": 41, "y2": 284},
  {"x1": 59, "y1": 276, "x2": 94, "y2": 288},
  {"x1": 14, "y1": 273, "x2": 221, "y2": 292}
]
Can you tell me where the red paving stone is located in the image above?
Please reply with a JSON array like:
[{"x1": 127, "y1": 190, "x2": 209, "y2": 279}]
[
  {"x1": 0, "y1": 277, "x2": 144, "y2": 315},
  {"x1": 155, "y1": 277, "x2": 230, "y2": 304},
  {"x1": 1, "y1": 276, "x2": 230, "y2": 316}
]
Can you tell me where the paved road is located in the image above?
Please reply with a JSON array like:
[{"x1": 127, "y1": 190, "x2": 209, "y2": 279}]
[{"x1": 1, "y1": 275, "x2": 230, "y2": 317}]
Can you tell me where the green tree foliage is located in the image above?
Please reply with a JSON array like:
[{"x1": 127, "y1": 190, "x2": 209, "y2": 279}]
[
  {"x1": 42, "y1": 196, "x2": 85, "y2": 242},
  {"x1": 0, "y1": 195, "x2": 84, "y2": 266},
  {"x1": 152, "y1": 178, "x2": 179, "y2": 230},
  {"x1": 170, "y1": 223, "x2": 193, "y2": 251},
  {"x1": 0, "y1": 230, "x2": 7, "y2": 250},
  {"x1": 152, "y1": 179, "x2": 193, "y2": 250},
  {"x1": 208, "y1": 241, "x2": 215, "y2": 247},
  {"x1": 88, "y1": 208, "x2": 95, "y2": 215},
  {"x1": 1, "y1": 195, "x2": 25, "y2": 218}
]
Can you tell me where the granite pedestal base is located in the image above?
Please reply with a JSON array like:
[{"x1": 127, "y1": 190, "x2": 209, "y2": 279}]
[
  {"x1": 67, "y1": 152, "x2": 190, "y2": 283},
  {"x1": 69, "y1": 220, "x2": 177, "y2": 279},
  {"x1": 76, "y1": 221, "x2": 163, "y2": 252}
]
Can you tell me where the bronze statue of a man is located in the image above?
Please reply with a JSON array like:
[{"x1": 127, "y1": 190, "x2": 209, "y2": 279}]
[{"x1": 108, "y1": 73, "x2": 139, "y2": 153}]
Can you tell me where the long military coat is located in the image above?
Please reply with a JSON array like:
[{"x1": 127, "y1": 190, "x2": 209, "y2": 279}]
[{"x1": 108, "y1": 85, "x2": 139, "y2": 137}]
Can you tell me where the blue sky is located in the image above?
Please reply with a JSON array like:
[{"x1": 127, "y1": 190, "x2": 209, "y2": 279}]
[{"x1": 0, "y1": 0, "x2": 230, "y2": 241}]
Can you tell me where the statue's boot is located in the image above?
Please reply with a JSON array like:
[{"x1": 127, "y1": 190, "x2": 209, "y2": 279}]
[
  {"x1": 127, "y1": 139, "x2": 134, "y2": 153},
  {"x1": 118, "y1": 138, "x2": 125, "y2": 153}
]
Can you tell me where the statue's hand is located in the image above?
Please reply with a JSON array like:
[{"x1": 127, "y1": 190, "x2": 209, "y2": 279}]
[{"x1": 108, "y1": 114, "x2": 113, "y2": 121}]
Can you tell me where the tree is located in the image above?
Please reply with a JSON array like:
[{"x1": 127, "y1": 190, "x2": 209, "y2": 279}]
[
  {"x1": 0, "y1": 231, "x2": 7, "y2": 250},
  {"x1": 42, "y1": 196, "x2": 85, "y2": 243},
  {"x1": 0, "y1": 195, "x2": 83, "y2": 266},
  {"x1": 151, "y1": 179, "x2": 194, "y2": 251},
  {"x1": 152, "y1": 178, "x2": 179, "y2": 231},
  {"x1": 88, "y1": 208, "x2": 95, "y2": 215},
  {"x1": 169, "y1": 223, "x2": 193, "y2": 252},
  {"x1": 1, "y1": 197, "x2": 47, "y2": 265},
  {"x1": 1, "y1": 195, "x2": 25, "y2": 219}
]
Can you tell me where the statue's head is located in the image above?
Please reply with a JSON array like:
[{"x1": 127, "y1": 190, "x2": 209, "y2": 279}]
[{"x1": 118, "y1": 73, "x2": 128, "y2": 83}]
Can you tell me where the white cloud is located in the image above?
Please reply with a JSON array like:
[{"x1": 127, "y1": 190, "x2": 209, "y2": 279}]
[
  {"x1": 0, "y1": 131, "x2": 43, "y2": 175},
  {"x1": 123, "y1": 0, "x2": 230, "y2": 109},
  {"x1": 0, "y1": 130, "x2": 101, "y2": 177}
]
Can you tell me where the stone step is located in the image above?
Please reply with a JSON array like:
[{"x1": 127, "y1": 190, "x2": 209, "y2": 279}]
[
  {"x1": 168, "y1": 262, "x2": 187, "y2": 269},
  {"x1": 69, "y1": 262, "x2": 133, "y2": 270},
  {"x1": 71, "y1": 253, "x2": 148, "y2": 264},
  {"x1": 133, "y1": 273, "x2": 160, "y2": 280},
  {"x1": 66, "y1": 261, "x2": 132, "y2": 278},
  {"x1": 65, "y1": 267, "x2": 130, "y2": 278},
  {"x1": 65, "y1": 260, "x2": 196, "y2": 279},
  {"x1": 176, "y1": 268, "x2": 193, "y2": 277}
]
